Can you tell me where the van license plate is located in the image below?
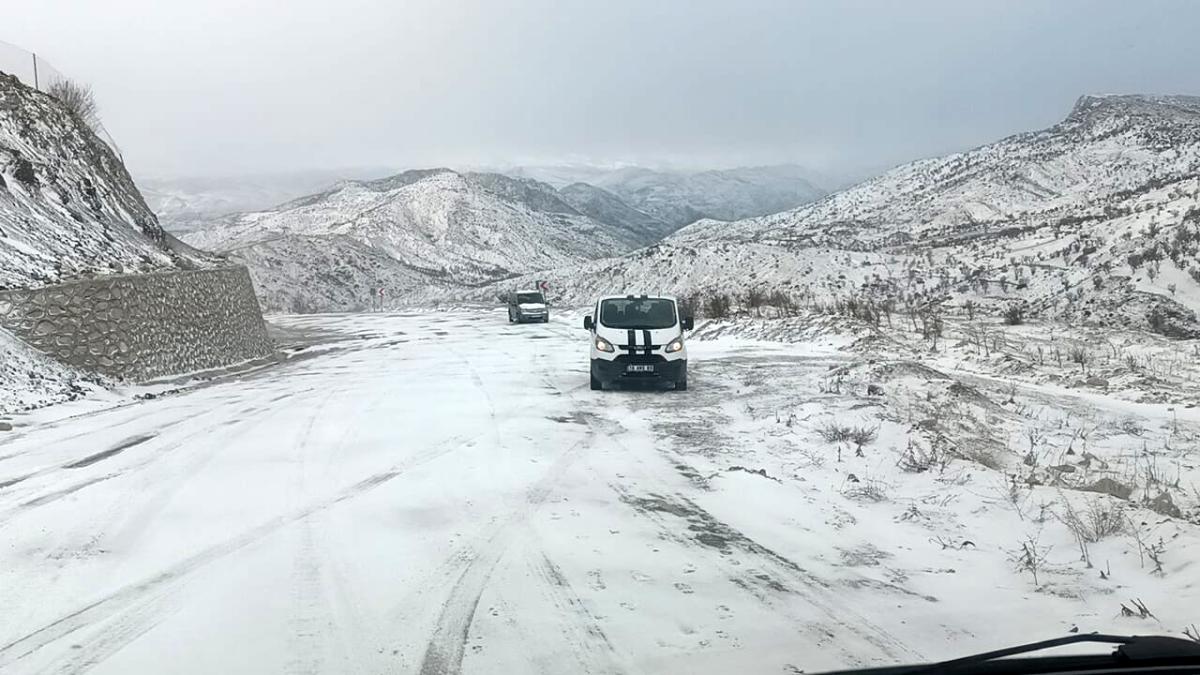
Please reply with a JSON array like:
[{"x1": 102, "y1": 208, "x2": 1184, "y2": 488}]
[{"x1": 627, "y1": 364, "x2": 654, "y2": 373}]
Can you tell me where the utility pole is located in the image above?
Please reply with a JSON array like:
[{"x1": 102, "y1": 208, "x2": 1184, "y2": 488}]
[{"x1": 32, "y1": 53, "x2": 39, "y2": 90}]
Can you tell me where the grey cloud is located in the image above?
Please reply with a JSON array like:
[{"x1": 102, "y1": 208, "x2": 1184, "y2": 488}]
[{"x1": 6, "y1": 0, "x2": 1200, "y2": 178}]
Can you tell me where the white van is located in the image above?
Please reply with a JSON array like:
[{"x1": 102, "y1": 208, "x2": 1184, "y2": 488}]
[
  {"x1": 582, "y1": 294, "x2": 694, "y2": 391},
  {"x1": 506, "y1": 289, "x2": 549, "y2": 323}
]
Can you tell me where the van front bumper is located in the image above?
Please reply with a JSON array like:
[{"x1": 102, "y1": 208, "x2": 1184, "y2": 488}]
[{"x1": 591, "y1": 355, "x2": 686, "y2": 385}]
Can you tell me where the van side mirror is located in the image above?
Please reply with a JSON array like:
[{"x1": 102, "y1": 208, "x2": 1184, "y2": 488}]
[
  {"x1": 681, "y1": 316, "x2": 694, "y2": 331},
  {"x1": 582, "y1": 316, "x2": 594, "y2": 330}
]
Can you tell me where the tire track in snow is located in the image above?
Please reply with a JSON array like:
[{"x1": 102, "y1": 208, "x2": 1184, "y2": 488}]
[
  {"x1": 24, "y1": 405, "x2": 301, "y2": 674},
  {"x1": 284, "y1": 386, "x2": 359, "y2": 675},
  {"x1": 417, "y1": 432, "x2": 594, "y2": 675},
  {"x1": 0, "y1": 435, "x2": 469, "y2": 670},
  {"x1": 529, "y1": 555, "x2": 624, "y2": 675},
  {"x1": 563, "y1": 382, "x2": 924, "y2": 667}
]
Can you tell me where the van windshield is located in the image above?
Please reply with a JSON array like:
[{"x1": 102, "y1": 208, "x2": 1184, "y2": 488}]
[
  {"x1": 599, "y1": 298, "x2": 677, "y2": 329},
  {"x1": 516, "y1": 292, "x2": 544, "y2": 304}
]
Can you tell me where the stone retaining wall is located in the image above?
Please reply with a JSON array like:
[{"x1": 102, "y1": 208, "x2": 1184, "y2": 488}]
[{"x1": 0, "y1": 266, "x2": 273, "y2": 380}]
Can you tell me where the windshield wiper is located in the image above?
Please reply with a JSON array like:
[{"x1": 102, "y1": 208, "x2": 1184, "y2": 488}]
[{"x1": 820, "y1": 633, "x2": 1200, "y2": 675}]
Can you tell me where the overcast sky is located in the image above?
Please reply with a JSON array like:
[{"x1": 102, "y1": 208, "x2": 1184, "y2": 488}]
[{"x1": 6, "y1": 0, "x2": 1200, "y2": 179}]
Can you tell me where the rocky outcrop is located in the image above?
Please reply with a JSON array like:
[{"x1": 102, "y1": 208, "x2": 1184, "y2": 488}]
[{"x1": 0, "y1": 71, "x2": 213, "y2": 289}]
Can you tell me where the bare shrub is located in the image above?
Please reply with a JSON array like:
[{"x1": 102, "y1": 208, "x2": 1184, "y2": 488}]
[
  {"x1": 745, "y1": 287, "x2": 767, "y2": 310},
  {"x1": 703, "y1": 292, "x2": 732, "y2": 319},
  {"x1": 1003, "y1": 304, "x2": 1025, "y2": 325},
  {"x1": 677, "y1": 293, "x2": 699, "y2": 320},
  {"x1": 816, "y1": 422, "x2": 854, "y2": 444},
  {"x1": 1069, "y1": 346, "x2": 1089, "y2": 369},
  {"x1": 47, "y1": 79, "x2": 100, "y2": 128},
  {"x1": 816, "y1": 422, "x2": 877, "y2": 447},
  {"x1": 841, "y1": 475, "x2": 889, "y2": 502},
  {"x1": 849, "y1": 425, "x2": 878, "y2": 448},
  {"x1": 1007, "y1": 532, "x2": 1051, "y2": 587},
  {"x1": 1058, "y1": 496, "x2": 1126, "y2": 567},
  {"x1": 767, "y1": 290, "x2": 796, "y2": 315},
  {"x1": 897, "y1": 439, "x2": 943, "y2": 473},
  {"x1": 1128, "y1": 522, "x2": 1167, "y2": 575}
]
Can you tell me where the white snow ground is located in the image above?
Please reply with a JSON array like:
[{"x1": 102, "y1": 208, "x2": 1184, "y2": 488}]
[{"x1": 1, "y1": 310, "x2": 1197, "y2": 674}]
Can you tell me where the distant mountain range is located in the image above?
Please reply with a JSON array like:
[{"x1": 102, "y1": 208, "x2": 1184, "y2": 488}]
[
  {"x1": 480, "y1": 95, "x2": 1200, "y2": 337},
  {"x1": 139, "y1": 167, "x2": 391, "y2": 233},
  {"x1": 181, "y1": 170, "x2": 655, "y2": 312},
  {"x1": 510, "y1": 164, "x2": 829, "y2": 227},
  {"x1": 175, "y1": 163, "x2": 831, "y2": 312},
  {"x1": 157, "y1": 93, "x2": 1200, "y2": 338}
]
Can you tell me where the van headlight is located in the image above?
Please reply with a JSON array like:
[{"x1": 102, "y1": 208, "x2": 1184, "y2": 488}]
[
  {"x1": 665, "y1": 337, "x2": 684, "y2": 353},
  {"x1": 595, "y1": 336, "x2": 615, "y2": 352}
]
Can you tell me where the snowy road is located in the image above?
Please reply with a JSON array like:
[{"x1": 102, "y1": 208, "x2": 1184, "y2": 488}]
[
  {"x1": 0, "y1": 310, "x2": 932, "y2": 674},
  {"x1": 12, "y1": 310, "x2": 1199, "y2": 674}
]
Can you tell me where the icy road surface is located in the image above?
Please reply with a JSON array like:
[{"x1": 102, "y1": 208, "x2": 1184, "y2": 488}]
[{"x1": 2, "y1": 310, "x2": 1196, "y2": 674}]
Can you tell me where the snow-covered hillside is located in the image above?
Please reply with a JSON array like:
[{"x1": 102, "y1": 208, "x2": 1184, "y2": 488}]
[
  {"x1": 0, "y1": 327, "x2": 103, "y2": 415},
  {"x1": 482, "y1": 96, "x2": 1200, "y2": 338},
  {"x1": 140, "y1": 168, "x2": 391, "y2": 233},
  {"x1": 183, "y1": 170, "x2": 636, "y2": 313},
  {"x1": 0, "y1": 73, "x2": 209, "y2": 289},
  {"x1": 676, "y1": 96, "x2": 1200, "y2": 248},
  {"x1": 558, "y1": 182, "x2": 673, "y2": 246},
  {"x1": 510, "y1": 164, "x2": 829, "y2": 229},
  {"x1": 593, "y1": 164, "x2": 828, "y2": 227}
]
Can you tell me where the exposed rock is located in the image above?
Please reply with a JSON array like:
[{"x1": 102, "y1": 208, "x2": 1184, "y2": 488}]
[
  {"x1": 1, "y1": 72, "x2": 216, "y2": 289},
  {"x1": 1086, "y1": 376, "x2": 1109, "y2": 388},
  {"x1": 1146, "y1": 491, "x2": 1182, "y2": 519},
  {"x1": 1081, "y1": 477, "x2": 1134, "y2": 500}
]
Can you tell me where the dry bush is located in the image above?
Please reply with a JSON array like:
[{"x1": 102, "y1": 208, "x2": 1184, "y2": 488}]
[
  {"x1": 898, "y1": 440, "x2": 943, "y2": 473},
  {"x1": 47, "y1": 79, "x2": 99, "y2": 128},
  {"x1": 767, "y1": 290, "x2": 796, "y2": 315},
  {"x1": 849, "y1": 425, "x2": 878, "y2": 447},
  {"x1": 1004, "y1": 304, "x2": 1025, "y2": 325},
  {"x1": 745, "y1": 287, "x2": 767, "y2": 310},
  {"x1": 676, "y1": 293, "x2": 699, "y2": 320},
  {"x1": 1058, "y1": 496, "x2": 1126, "y2": 567},
  {"x1": 816, "y1": 422, "x2": 854, "y2": 444},
  {"x1": 1007, "y1": 532, "x2": 1051, "y2": 587},
  {"x1": 816, "y1": 422, "x2": 877, "y2": 446},
  {"x1": 841, "y1": 477, "x2": 889, "y2": 502},
  {"x1": 703, "y1": 292, "x2": 732, "y2": 319}
]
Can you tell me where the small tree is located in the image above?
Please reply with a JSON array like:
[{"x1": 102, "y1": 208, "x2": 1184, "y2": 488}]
[{"x1": 47, "y1": 79, "x2": 100, "y2": 129}]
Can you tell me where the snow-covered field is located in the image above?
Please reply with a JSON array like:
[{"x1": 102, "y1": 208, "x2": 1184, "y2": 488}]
[{"x1": 1, "y1": 310, "x2": 1198, "y2": 674}]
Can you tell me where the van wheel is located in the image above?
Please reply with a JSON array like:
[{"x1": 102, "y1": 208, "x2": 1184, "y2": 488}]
[
  {"x1": 590, "y1": 373, "x2": 602, "y2": 391},
  {"x1": 676, "y1": 374, "x2": 688, "y2": 391}
]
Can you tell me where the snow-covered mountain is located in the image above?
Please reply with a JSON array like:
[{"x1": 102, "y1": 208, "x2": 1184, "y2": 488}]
[
  {"x1": 140, "y1": 167, "x2": 392, "y2": 233},
  {"x1": 557, "y1": 182, "x2": 672, "y2": 246},
  {"x1": 473, "y1": 96, "x2": 1200, "y2": 337},
  {"x1": 675, "y1": 95, "x2": 1200, "y2": 247},
  {"x1": 183, "y1": 169, "x2": 637, "y2": 313},
  {"x1": 509, "y1": 163, "x2": 829, "y2": 229},
  {"x1": 592, "y1": 165, "x2": 827, "y2": 227},
  {"x1": 0, "y1": 72, "x2": 208, "y2": 290}
]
